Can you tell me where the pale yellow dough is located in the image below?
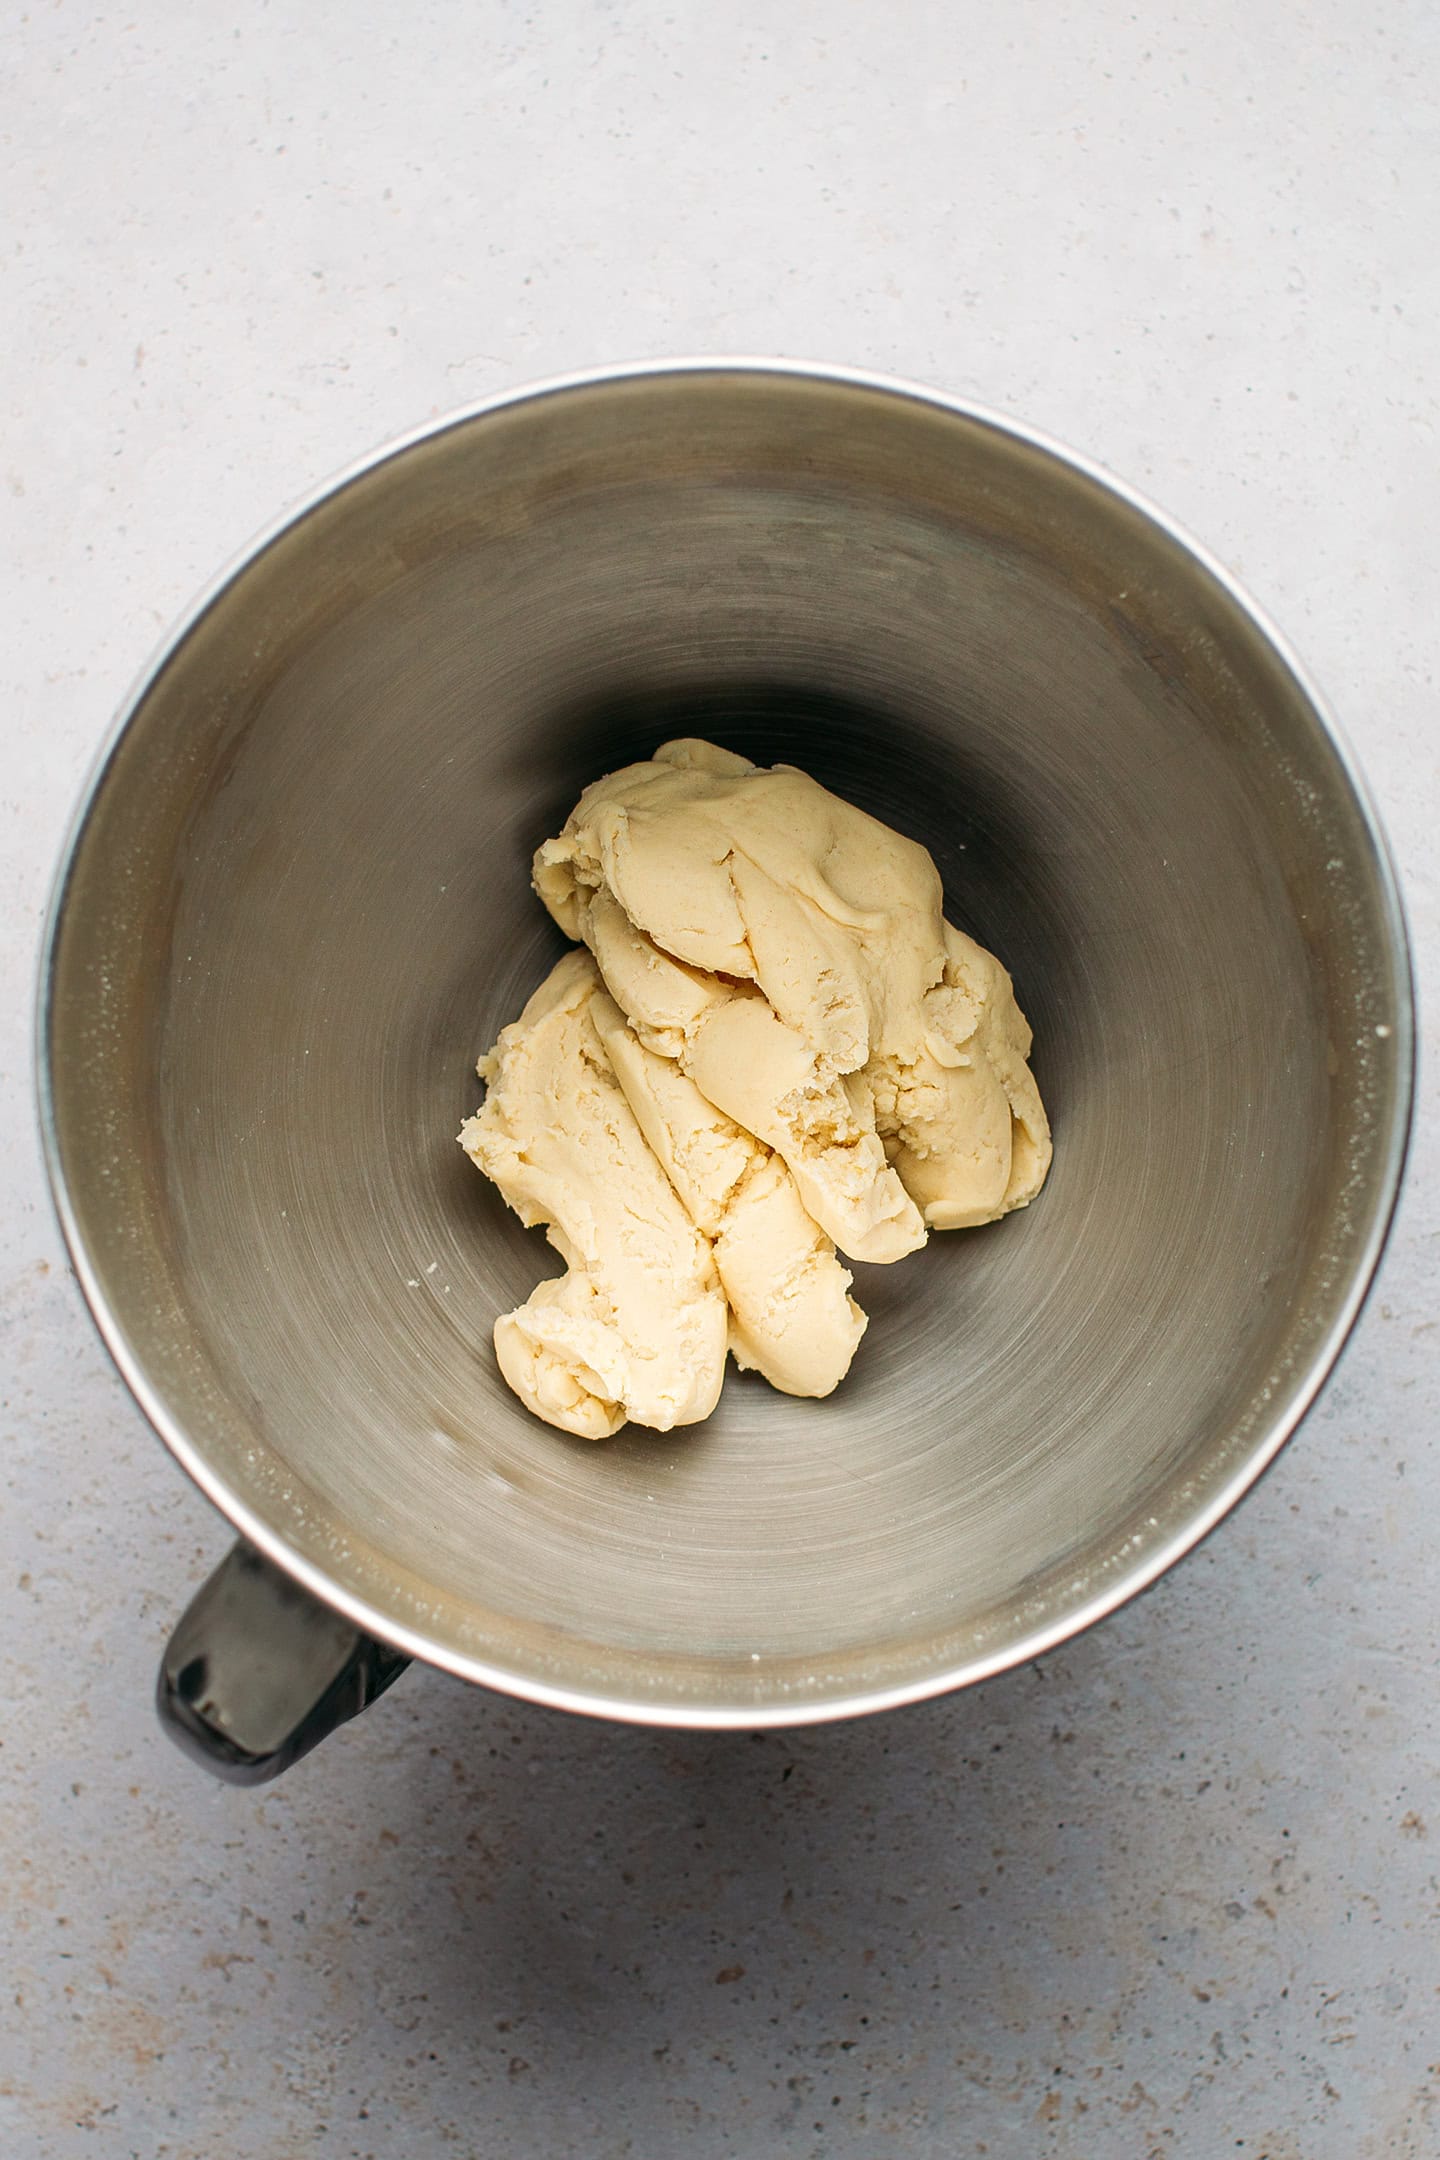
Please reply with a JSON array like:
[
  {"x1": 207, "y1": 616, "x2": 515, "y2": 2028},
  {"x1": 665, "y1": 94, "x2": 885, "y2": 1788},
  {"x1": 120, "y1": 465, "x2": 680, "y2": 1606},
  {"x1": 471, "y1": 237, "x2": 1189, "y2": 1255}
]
[
  {"x1": 576, "y1": 883, "x2": 924, "y2": 1264},
  {"x1": 592, "y1": 990, "x2": 867, "y2": 1398},
  {"x1": 534, "y1": 738, "x2": 1051, "y2": 1245},
  {"x1": 458, "y1": 950, "x2": 727, "y2": 1438},
  {"x1": 464, "y1": 740, "x2": 1051, "y2": 1437}
]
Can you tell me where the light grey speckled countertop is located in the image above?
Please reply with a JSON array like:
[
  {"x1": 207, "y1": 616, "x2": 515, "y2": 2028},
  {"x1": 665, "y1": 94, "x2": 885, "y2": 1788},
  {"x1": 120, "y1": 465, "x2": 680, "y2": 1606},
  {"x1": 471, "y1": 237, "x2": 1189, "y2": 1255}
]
[{"x1": 3, "y1": 5, "x2": 1437, "y2": 2156}]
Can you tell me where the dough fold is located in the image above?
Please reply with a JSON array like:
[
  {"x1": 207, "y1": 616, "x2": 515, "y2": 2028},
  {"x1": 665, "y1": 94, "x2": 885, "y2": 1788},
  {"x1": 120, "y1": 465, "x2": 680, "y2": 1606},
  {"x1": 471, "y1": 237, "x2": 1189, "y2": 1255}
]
[{"x1": 593, "y1": 991, "x2": 866, "y2": 1398}]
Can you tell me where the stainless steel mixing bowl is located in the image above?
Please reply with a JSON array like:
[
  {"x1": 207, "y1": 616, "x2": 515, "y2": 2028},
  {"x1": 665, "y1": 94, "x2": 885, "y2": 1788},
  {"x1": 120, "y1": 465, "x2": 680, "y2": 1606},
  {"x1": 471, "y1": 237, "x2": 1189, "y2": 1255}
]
[{"x1": 39, "y1": 362, "x2": 1413, "y2": 1775}]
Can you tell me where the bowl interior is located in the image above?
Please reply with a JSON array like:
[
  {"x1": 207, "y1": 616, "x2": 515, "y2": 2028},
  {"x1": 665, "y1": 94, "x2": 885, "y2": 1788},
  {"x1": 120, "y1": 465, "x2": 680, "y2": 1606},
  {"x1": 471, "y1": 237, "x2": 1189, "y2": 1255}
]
[{"x1": 45, "y1": 370, "x2": 1409, "y2": 1718}]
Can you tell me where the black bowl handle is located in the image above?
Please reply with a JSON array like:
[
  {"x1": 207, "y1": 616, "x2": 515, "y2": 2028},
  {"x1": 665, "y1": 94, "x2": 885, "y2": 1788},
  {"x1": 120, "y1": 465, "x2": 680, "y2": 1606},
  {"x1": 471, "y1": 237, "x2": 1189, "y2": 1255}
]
[{"x1": 157, "y1": 1541, "x2": 410, "y2": 1784}]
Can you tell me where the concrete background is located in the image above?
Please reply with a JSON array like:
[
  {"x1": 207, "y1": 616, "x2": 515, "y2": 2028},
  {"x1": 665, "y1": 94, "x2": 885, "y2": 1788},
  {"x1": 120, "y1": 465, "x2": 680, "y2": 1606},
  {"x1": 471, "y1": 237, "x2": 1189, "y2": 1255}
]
[{"x1": 3, "y1": 3, "x2": 1436, "y2": 2154}]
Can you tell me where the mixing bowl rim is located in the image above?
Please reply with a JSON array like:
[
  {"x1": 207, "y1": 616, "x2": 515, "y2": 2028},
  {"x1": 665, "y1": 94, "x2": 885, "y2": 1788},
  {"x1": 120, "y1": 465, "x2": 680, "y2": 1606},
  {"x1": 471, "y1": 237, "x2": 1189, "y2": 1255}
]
[{"x1": 35, "y1": 356, "x2": 1417, "y2": 1727}]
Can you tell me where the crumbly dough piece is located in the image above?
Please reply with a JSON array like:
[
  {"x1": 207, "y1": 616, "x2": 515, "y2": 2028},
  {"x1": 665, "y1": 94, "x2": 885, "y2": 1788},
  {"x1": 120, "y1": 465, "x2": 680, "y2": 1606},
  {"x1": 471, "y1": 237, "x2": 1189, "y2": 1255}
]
[
  {"x1": 533, "y1": 739, "x2": 1051, "y2": 1247},
  {"x1": 459, "y1": 950, "x2": 727, "y2": 1438},
  {"x1": 592, "y1": 991, "x2": 867, "y2": 1397}
]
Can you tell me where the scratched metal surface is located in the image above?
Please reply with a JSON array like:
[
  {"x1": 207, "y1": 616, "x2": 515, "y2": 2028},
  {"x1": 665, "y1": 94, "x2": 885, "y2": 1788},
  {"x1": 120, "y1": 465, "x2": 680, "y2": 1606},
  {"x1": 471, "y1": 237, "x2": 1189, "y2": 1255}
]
[{"x1": 5, "y1": 3, "x2": 1438, "y2": 2155}]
